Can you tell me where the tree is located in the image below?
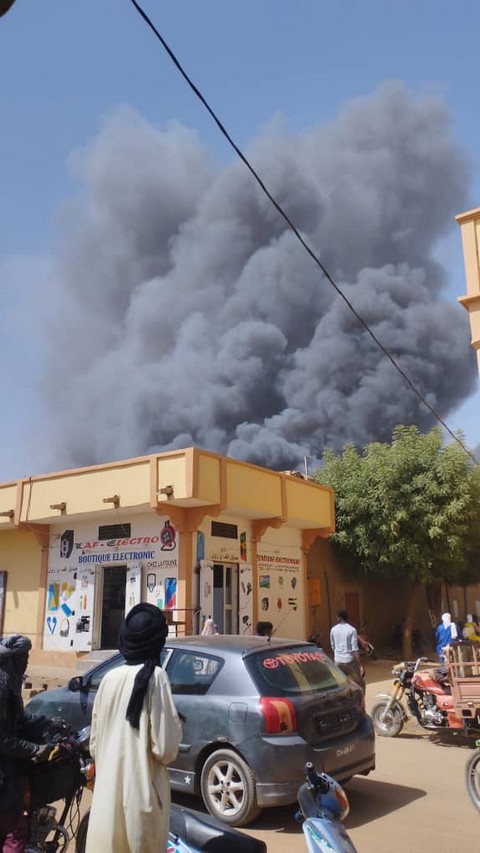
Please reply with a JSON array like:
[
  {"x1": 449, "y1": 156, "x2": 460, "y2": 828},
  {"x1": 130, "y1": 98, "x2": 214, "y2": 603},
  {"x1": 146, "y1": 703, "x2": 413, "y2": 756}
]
[{"x1": 313, "y1": 425, "x2": 480, "y2": 657}]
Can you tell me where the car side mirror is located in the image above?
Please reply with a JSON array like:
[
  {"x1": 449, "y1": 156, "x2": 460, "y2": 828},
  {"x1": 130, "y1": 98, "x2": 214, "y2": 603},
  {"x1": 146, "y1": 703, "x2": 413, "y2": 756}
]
[{"x1": 68, "y1": 675, "x2": 84, "y2": 693}]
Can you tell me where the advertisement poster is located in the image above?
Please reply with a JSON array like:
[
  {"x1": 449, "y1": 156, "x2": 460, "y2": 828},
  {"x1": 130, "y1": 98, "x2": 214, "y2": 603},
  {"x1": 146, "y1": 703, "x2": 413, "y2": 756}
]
[
  {"x1": 256, "y1": 545, "x2": 304, "y2": 639},
  {"x1": 239, "y1": 564, "x2": 253, "y2": 633},
  {"x1": 199, "y1": 560, "x2": 214, "y2": 629}
]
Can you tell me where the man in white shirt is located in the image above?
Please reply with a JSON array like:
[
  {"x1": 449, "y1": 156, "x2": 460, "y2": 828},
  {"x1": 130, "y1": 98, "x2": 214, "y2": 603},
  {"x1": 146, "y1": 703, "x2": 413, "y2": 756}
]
[{"x1": 330, "y1": 609, "x2": 365, "y2": 693}]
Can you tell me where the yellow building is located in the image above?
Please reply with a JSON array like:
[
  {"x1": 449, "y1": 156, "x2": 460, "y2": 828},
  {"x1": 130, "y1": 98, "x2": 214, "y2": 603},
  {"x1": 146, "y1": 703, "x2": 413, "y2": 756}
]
[
  {"x1": 456, "y1": 207, "x2": 480, "y2": 373},
  {"x1": 0, "y1": 448, "x2": 334, "y2": 663}
]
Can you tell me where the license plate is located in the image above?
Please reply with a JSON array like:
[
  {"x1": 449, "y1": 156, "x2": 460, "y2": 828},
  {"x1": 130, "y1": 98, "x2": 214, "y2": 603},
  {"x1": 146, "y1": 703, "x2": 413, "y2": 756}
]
[{"x1": 336, "y1": 742, "x2": 356, "y2": 757}]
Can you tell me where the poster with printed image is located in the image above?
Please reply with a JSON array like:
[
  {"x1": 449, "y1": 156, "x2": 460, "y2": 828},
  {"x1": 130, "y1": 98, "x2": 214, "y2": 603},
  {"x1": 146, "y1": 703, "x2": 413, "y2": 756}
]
[
  {"x1": 142, "y1": 545, "x2": 179, "y2": 619},
  {"x1": 125, "y1": 562, "x2": 142, "y2": 615},
  {"x1": 44, "y1": 564, "x2": 77, "y2": 650},
  {"x1": 239, "y1": 564, "x2": 253, "y2": 634},
  {"x1": 256, "y1": 545, "x2": 304, "y2": 639},
  {"x1": 199, "y1": 560, "x2": 214, "y2": 632},
  {"x1": 71, "y1": 566, "x2": 96, "y2": 651}
]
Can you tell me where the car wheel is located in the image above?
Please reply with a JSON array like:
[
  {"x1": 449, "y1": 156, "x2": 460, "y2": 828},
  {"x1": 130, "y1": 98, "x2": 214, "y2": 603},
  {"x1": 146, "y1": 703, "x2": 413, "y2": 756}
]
[{"x1": 200, "y1": 748, "x2": 261, "y2": 827}]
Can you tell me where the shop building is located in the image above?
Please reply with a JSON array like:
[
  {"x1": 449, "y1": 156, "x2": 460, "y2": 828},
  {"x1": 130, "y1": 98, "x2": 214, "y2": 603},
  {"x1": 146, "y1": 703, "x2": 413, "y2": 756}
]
[
  {"x1": 0, "y1": 448, "x2": 334, "y2": 663},
  {"x1": 456, "y1": 206, "x2": 480, "y2": 373}
]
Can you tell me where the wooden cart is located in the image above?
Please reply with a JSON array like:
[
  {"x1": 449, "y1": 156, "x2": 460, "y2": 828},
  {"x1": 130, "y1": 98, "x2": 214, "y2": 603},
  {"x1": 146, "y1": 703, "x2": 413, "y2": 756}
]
[{"x1": 445, "y1": 640, "x2": 480, "y2": 730}]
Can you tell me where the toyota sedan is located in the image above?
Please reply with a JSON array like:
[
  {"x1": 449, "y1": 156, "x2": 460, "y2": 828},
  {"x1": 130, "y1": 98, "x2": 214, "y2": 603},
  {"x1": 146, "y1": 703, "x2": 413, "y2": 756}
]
[{"x1": 27, "y1": 635, "x2": 375, "y2": 826}]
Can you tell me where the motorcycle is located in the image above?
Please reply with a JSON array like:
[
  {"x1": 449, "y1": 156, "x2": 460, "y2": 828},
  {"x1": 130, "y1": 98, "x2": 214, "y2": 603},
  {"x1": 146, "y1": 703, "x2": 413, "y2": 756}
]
[
  {"x1": 390, "y1": 623, "x2": 423, "y2": 654},
  {"x1": 23, "y1": 723, "x2": 266, "y2": 853},
  {"x1": 297, "y1": 762, "x2": 357, "y2": 852},
  {"x1": 465, "y1": 738, "x2": 480, "y2": 814},
  {"x1": 24, "y1": 724, "x2": 94, "y2": 852},
  {"x1": 78, "y1": 803, "x2": 267, "y2": 852},
  {"x1": 74, "y1": 738, "x2": 266, "y2": 853},
  {"x1": 75, "y1": 748, "x2": 354, "y2": 852},
  {"x1": 370, "y1": 656, "x2": 467, "y2": 737}
]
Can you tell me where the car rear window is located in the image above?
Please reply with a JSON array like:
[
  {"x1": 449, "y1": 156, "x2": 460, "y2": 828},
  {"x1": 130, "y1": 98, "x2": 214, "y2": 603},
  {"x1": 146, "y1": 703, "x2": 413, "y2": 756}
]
[{"x1": 245, "y1": 645, "x2": 348, "y2": 696}]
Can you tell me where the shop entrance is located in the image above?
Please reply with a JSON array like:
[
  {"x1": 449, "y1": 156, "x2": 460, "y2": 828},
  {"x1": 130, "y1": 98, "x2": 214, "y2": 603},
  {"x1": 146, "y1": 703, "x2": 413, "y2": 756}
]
[
  {"x1": 344, "y1": 591, "x2": 360, "y2": 630},
  {"x1": 100, "y1": 565, "x2": 127, "y2": 649},
  {"x1": 212, "y1": 563, "x2": 238, "y2": 634}
]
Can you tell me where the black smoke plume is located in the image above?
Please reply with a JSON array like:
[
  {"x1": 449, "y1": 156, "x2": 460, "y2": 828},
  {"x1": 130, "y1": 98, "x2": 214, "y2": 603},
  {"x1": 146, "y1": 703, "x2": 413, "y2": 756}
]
[{"x1": 45, "y1": 83, "x2": 477, "y2": 470}]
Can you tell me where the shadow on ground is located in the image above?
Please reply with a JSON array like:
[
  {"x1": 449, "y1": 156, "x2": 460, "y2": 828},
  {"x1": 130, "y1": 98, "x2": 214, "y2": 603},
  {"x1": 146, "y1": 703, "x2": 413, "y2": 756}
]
[
  {"x1": 173, "y1": 773, "x2": 426, "y2": 838},
  {"x1": 172, "y1": 790, "x2": 302, "y2": 838},
  {"x1": 343, "y1": 775, "x2": 426, "y2": 829},
  {"x1": 394, "y1": 729, "x2": 477, "y2": 749}
]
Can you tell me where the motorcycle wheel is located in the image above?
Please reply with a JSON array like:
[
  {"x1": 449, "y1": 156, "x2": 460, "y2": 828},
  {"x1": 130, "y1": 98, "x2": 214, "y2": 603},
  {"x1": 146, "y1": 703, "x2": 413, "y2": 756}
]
[
  {"x1": 465, "y1": 748, "x2": 480, "y2": 814},
  {"x1": 370, "y1": 699, "x2": 404, "y2": 737},
  {"x1": 75, "y1": 811, "x2": 90, "y2": 853}
]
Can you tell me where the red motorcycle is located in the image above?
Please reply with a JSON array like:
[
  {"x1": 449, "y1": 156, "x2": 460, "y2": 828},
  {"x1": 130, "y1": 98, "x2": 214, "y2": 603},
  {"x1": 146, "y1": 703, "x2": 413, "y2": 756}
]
[
  {"x1": 357, "y1": 623, "x2": 377, "y2": 660},
  {"x1": 371, "y1": 656, "x2": 469, "y2": 737}
]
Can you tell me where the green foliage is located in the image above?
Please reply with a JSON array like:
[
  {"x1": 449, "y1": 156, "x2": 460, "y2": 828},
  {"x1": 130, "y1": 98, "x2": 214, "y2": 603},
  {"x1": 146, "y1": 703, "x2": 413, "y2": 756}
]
[{"x1": 314, "y1": 425, "x2": 480, "y2": 585}]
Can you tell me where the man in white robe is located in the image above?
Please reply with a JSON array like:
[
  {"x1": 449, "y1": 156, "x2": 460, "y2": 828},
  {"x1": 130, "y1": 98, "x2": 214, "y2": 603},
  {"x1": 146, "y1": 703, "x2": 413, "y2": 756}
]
[{"x1": 86, "y1": 604, "x2": 182, "y2": 853}]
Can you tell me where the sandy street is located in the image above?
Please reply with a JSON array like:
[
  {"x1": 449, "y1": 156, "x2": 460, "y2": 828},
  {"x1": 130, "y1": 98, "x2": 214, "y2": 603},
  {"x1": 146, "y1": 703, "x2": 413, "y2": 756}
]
[
  {"x1": 31, "y1": 659, "x2": 479, "y2": 851},
  {"x1": 237, "y1": 661, "x2": 479, "y2": 852}
]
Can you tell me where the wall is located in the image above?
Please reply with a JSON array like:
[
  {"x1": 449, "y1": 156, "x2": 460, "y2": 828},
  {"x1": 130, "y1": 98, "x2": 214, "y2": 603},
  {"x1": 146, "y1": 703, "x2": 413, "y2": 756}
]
[
  {"x1": 0, "y1": 528, "x2": 43, "y2": 646},
  {"x1": 44, "y1": 513, "x2": 178, "y2": 653},
  {"x1": 196, "y1": 514, "x2": 306, "y2": 639},
  {"x1": 307, "y1": 538, "x2": 436, "y2": 653},
  {"x1": 442, "y1": 583, "x2": 480, "y2": 622},
  {"x1": 456, "y1": 207, "x2": 480, "y2": 372},
  {"x1": 256, "y1": 526, "x2": 305, "y2": 639}
]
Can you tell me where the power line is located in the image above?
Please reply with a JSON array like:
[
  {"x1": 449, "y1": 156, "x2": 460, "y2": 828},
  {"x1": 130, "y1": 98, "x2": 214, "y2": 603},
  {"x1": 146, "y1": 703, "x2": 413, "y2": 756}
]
[{"x1": 127, "y1": 0, "x2": 478, "y2": 466}]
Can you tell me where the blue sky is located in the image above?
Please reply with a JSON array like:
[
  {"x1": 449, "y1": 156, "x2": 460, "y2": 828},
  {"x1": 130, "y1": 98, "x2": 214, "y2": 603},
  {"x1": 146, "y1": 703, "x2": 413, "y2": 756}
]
[{"x1": 1, "y1": 0, "x2": 479, "y2": 479}]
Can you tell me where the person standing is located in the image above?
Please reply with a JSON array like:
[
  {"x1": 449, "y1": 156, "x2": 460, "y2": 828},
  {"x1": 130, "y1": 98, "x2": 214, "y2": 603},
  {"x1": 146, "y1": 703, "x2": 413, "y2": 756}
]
[
  {"x1": 85, "y1": 604, "x2": 182, "y2": 853},
  {"x1": 462, "y1": 614, "x2": 480, "y2": 642},
  {"x1": 435, "y1": 612, "x2": 458, "y2": 661},
  {"x1": 329, "y1": 610, "x2": 365, "y2": 692},
  {"x1": 201, "y1": 616, "x2": 219, "y2": 636},
  {"x1": 0, "y1": 634, "x2": 53, "y2": 853},
  {"x1": 256, "y1": 621, "x2": 273, "y2": 639}
]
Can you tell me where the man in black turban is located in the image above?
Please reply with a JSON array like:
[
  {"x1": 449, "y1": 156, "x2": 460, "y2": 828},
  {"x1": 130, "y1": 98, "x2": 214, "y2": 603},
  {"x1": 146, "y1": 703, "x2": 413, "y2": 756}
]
[
  {"x1": 118, "y1": 603, "x2": 170, "y2": 728},
  {"x1": 85, "y1": 605, "x2": 182, "y2": 853},
  {"x1": 0, "y1": 635, "x2": 53, "y2": 852}
]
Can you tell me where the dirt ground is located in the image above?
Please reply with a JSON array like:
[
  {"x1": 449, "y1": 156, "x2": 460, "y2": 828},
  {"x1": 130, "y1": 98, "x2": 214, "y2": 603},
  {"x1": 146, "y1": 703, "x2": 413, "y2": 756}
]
[
  {"x1": 239, "y1": 659, "x2": 480, "y2": 852},
  {"x1": 25, "y1": 658, "x2": 479, "y2": 852}
]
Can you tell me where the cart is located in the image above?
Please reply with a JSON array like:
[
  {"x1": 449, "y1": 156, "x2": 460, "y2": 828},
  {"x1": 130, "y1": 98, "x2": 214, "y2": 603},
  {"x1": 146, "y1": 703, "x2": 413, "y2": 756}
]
[{"x1": 445, "y1": 640, "x2": 480, "y2": 730}]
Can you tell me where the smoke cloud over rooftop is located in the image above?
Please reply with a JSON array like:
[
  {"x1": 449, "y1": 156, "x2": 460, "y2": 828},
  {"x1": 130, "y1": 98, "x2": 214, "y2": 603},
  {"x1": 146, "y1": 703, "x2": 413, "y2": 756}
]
[{"x1": 44, "y1": 82, "x2": 477, "y2": 470}]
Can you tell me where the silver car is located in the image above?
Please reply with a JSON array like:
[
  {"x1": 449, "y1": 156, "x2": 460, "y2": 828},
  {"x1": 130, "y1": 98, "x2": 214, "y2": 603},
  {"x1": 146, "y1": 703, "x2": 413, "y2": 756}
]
[{"x1": 27, "y1": 635, "x2": 375, "y2": 826}]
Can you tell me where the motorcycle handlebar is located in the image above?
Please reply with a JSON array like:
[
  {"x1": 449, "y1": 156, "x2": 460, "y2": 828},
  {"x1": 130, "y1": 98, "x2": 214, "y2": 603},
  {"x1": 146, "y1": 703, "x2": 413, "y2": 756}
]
[{"x1": 305, "y1": 761, "x2": 330, "y2": 794}]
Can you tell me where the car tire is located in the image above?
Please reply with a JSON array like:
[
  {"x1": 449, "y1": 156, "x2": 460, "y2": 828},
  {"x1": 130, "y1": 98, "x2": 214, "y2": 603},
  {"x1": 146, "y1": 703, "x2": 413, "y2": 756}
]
[{"x1": 200, "y1": 748, "x2": 261, "y2": 827}]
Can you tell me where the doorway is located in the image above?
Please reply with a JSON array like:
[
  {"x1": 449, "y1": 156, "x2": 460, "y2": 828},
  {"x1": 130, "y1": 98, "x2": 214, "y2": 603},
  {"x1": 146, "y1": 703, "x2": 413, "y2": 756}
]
[
  {"x1": 212, "y1": 563, "x2": 238, "y2": 634},
  {"x1": 100, "y1": 565, "x2": 127, "y2": 648},
  {"x1": 344, "y1": 591, "x2": 360, "y2": 629}
]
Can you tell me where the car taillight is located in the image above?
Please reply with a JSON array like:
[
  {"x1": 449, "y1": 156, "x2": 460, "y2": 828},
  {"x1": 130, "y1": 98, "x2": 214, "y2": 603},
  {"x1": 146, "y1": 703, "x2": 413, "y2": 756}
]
[{"x1": 259, "y1": 697, "x2": 298, "y2": 733}]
